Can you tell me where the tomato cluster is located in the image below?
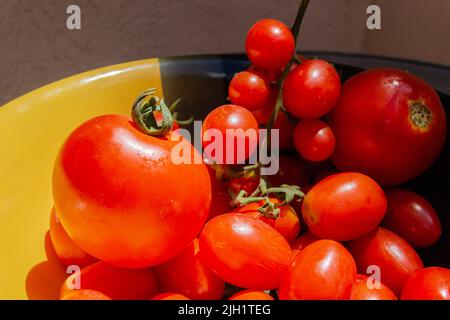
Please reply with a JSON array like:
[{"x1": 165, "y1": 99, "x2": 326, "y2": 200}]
[{"x1": 49, "y1": 14, "x2": 448, "y2": 301}]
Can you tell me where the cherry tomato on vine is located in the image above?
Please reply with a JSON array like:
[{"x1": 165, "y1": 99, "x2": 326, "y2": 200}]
[
  {"x1": 302, "y1": 172, "x2": 387, "y2": 241},
  {"x1": 293, "y1": 119, "x2": 336, "y2": 162},
  {"x1": 245, "y1": 19, "x2": 295, "y2": 71},
  {"x1": 229, "y1": 290, "x2": 274, "y2": 300},
  {"x1": 283, "y1": 59, "x2": 341, "y2": 119},
  {"x1": 61, "y1": 289, "x2": 111, "y2": 300},
  {"x1": 228, "y1": 71, "x2": 270, "y2": 111},
  {"x1": 199, "y1": 213, "x2": 291, "y2": 290},
  {"x1": 350, "y1": 275, "x2": 397, "y2": 300},
  {"x1": 382, "y1": 188, "x2": 442, "y2": 248},
  {"x1": 401, "y1": 267, "x2": 450, "y2": 300},
  {"x1": 228, "y1": 169, "x2": 261, "y2": 195},
  {"x1": 279, "y1": 240, "x2": 356, "y2": 300},
  {"x1": 151, "y1": 293, "x2": 190, "y2": 300}
]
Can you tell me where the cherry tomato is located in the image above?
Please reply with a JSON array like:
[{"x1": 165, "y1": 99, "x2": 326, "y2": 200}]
[
  {"x1": 302, "y1": 172, "x2": 387, "y2": 241},
  {"x1": 235, "y1": 197, "x2": 300, "y2": 243},
  {"x1": 283, "y1": 60, "x2": 341, "y2": 119},
  {"x1": 229, "y1": 290, "x2": 274, "y2": 300},
  {"x1": 279, "y1": 240, "x2": 356, "y2": 300},
  {"x1": 347, "y1": 227, "x2": 424, "y2": 295},
  {"x1": 151, "y1": 293, "x2": 190, "y2": 300},
  {"x1": 290, "y1": 232, "x2": 319, "y2": 259},
  {"x1": 401, "y1": 267, "x2": 450, "y2": 300},
  {"x1": 155, "y1": 239, "x2": 225, "y2": 300},
  {"x1": 267, "y1": 154, "x2": 310, "y2": 190},
  {"x1": 382, "y1": 188, "x2": 442, "y2": 248},
  {"x1": 53, "y1": 115, "x2": 211, "y2": 268},
  {"x1": 245, "y1": 19, "x2": 295, "y2": 71},
  {"x1": 330, "y1": 68, "x2": 447, "y2": 185},
  {"x1": 293, "y1": 119, "x2": 336, "y2": 162},
  {"x1": 228, "y1": 71, "x2": 270, "y2": 111},
  {"x1": 202, "y1": 105, "x2": 259, "y2": 165},
  {"x1": 49, "y1": 207, "x2": 97, "y2": 268},
  {"x1": 350, "y1": 275, "x2": 397, "y2": 300},
  {"x1": 60, "y1": 261, "x2": 158, "y2": 300},
  {"x1": 228, "y1": 169, "x2": 261, "y2": 195},
  {"x1": 61, "y1": 289, "x2": 112, "y2": 300},
  {"x1": 199, "y1": 213, "x2": 291, "y2": 290}
]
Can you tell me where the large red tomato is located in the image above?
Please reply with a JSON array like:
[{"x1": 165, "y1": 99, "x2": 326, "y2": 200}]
[
  {"x1": 401, "y1": 267, "x2": 450, "y2": 300},
  {"x1": 199, "y1": 213, "x2": 291, "y2": 290},
  {"x1": 279, "y1": 240, "x2": 356, "y2": 300},
  {"x1": 53, "y1": 115, "x2": 211, "y2": 268},
  {"x1": 302, "y1": 172, "x2": 387, "y2": 241},
  {"x1": 347, "y1": 227, "x2": 424, "y2": 295},
  {"x1": 330, "y1": 68, "x2": 447, "y2": 185}
]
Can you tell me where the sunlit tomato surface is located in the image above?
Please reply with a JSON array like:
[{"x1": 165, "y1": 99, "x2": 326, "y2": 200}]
[
  {"x1": 202, "y1": 105, "x2": 259, "y2": 165},
  {"x1": 155, "y1": 239, "x2": 225, "y2": 300},
  {"x1": 293, "y1": 119, "x2": 336, "y2": 162},
  {"x1": 235, "y1": 197, "x2": 300, "y2": 243},
  {"x1": 151, "y1": 293, "x2": 190, "y2": 300},
  {"x1": 228, "y1": 71, "x2": 270, "y2": 111},
  {"x1": 302, "y1": 172, "x2": 387, "y2": 241},
  {"x1": 61, "y1": 289, "x2": 112, "y2": 300},
  {"x1": 279, "y1": 240, "x2": 356, "y2": 300},
  {"x1": 245, "y1": 19, "x2": 295, "y2": 71},
  {"x1": 229, "y1": 290, "x2": 274, "y2": 300},
  {"x1": 199, "y1": 213, "x2": 291, "y2": 290},
  {"x1": 330, "y1": 68, "x2": 447, "y2": 186},
  {"x1": 49, "y1": 207, "x2": 97, "y2": 268},
  {"x1": 60, "y1": 261, "x2": 158, "y2": 300},
  {"x1": 350, "y1": 275, "x2": 397, "y2": 300},
  {"x1": 401, "y1": 267, "x2": 450, "y2": 300},
  {"x1": 347, "y1": 227, "x2": 424, "y2": 295},
  {"x1": 283, "y1": 59, "x2": 341, "y2": 119},
  {"x1": 382, "y1": 188, "x2": 442, "y2": 248},
  {"x1": 267, "y1": 154, "x2": 310, "y2": 190},
  {"x1": 53, "y1": 115, "x2": 211, "y2": 268}
]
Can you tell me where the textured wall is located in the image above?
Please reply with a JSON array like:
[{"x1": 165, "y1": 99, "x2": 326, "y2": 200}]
[{"x1": 1, "y1": 0, "x2": 449, "y2": 105}]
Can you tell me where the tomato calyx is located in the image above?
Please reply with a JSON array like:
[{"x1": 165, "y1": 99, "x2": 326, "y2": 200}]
[{"x1": 409, "y1": 99, "x2": 432, "y2": 130}]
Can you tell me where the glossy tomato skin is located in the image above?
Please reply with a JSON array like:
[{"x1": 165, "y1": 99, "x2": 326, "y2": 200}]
[
  {"x1": 228, "y1": 71, "x2": 270, "y2": 111},
  {"x1": 293, "y1": 119, "x2": 336, "y2": 162},
  {"x1": 330, "y1": 68, "x2": 447, "y2": 186},
  {"x1": 229, "y1": 290, "x2": 274, "y2": 300},
  {"x1": 245, "y1": 19, "x2": 295, "y2": 71},
  {"x1": 199, "y1": 213, "x2": 291, "y2": 290},
  {"x1": 347, "y1": 227, "x2": 424, "y2": 295},
  {"x1": 302, "y1": 172, "x2": 387, "y2": 241},
  {"x1": 155, "y1": 239, "x2": 225, "y2": 300},
  {"x1": 202, "y1": 105, "x2": 259, "y2": 165},
  {"x1": 61, "y1": 289, "x2": 112, "y2": 300},
  {"x1": 401, "y1": 267, "x2": 450, "y2": 300},
  {"x1": 382, "y1": 188, "x2": 442, "y2": 248},
  {"x1": 283, "y1": 60, "x2": 341, "y2": 119},
  {"x1": 350, "y1": 275, "x2": 397, "y2": 300},
  {"x1": 53, "y1": 115, "x2": 211, "y2": 268},
  {"x1": 279, "y1": 240, "x2": 356, "y2": 300},
  {"x1": 151, "y1": 293, "x2": 190, "y2": 300}
]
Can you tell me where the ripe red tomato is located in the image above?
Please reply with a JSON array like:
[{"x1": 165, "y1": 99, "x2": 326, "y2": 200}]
[
  {"x1": 199, "y1": 213, "x2": 291, "y2": 290},
  {"x1": 283, "y1": 59, "x2": 341, "y2": 119},
  {"x1": 401, "y1": 267, "x2": 450, "y2": 300},
  {"x1": 228, "y1": 71, "x2": 270, "y2": 111},
  {"x1": 229, "y1": 290, "x2": 274, "y2": 300},
  {"x1": 235, "y1": 197, "x2": 300, "y2": 243},
  {"x1": 151, "y1": 293, "x2": 190, "y2": 300},
  {"x1": 49, "y1": 207, "x2": 97, "y2": 268},
  {"x1": 302, "y1": 172, "x2": 387, "y2": 241},
  {"x1": 53, "y1": 115, "x2": 211, "y2": 268},
  {"x1": 228, "y1": 170, "x2": 260, "y2": 195},
  {"x1": 382, "y1": 188, "x2": 442, "y2": 248},
  {"x1": 347, "y1": 227, "x2": 424, "y2": 295},
  {"x1": 202, "y1": 104, "x2": 259, "y2": 165},
  {"x1": 279, "y1": 240, "x2": 356, "y2": 300},
  {"x1": 60, "y1": 261, "x2": 158, "y2": 300},
  {"x1": 330, "y1": 68, "x2": 447, "y2": 185},
  {"x1": 61, "y1": 289, "x2": 112, "y2": 300},
  {"x1": 293, "y1": 119, "x2": 336, "y2": 161},
  {"x1": 245, "y1": 19, "x2": 295, "y2": 71},
  {"x1": 350, "y1": 275, "x2": 397, "y2": 300},
  {"x1": 267, "y1": 154, "x2": 310, "y2": 190},
  {"x1": 155, "y1": 239, "x2": 225, "y2": 300}
]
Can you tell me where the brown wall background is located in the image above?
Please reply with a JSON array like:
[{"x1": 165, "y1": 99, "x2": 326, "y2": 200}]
[{"x1": 1, "y1": 0, "x2": 449, "y2": 105}]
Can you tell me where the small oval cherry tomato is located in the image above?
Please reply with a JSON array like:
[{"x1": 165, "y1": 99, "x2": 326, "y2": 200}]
[
  {"x1": 350, "y1": 275, "x2": 397, "y2": 300},
  {"x1": 279, "y1": 240, "x2": 356, "y2": 300},
  {"x1": 228, "y1": 71, "x2": 270, "y2": 111},
  {"x1": 283, "y1": 59, "x2": 341, "y2": 119},
  {"x1": 60, "y1": 289, "x2": 112, "y2": 300},
  {"x1": 151, "y1": 293, "x2": 190, "y2": 300},
  {"x1": 401, "y1": 267, "x2": 450, "y2": 300},
  {"x1": 245, "y1": 19, "x2": 295, "y2": 71},
  {"x1": 293, "y1": 119, "x2": 336, "y2": 162},
  {"x1": 199, "y1": 213, "x2": 291, "y2": 290},
  {"x1": 228, "y1": 169, "x2": 261, "y2": 195},
  {"x1": 302, "y1": 172, "x2": 387, "y2": 241},
  {"x1": 382, "y1": 188, "x2": 442, "y2": 248},
  {"x1": 347, "y1": 227, "x2": 424, "y2": 295},
  {"x1": 155, "y1": 239, "x2": 225, "y2": 300},
  {"x1": 229, "y1": 290, "x2": 274, "y2": 300}
]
